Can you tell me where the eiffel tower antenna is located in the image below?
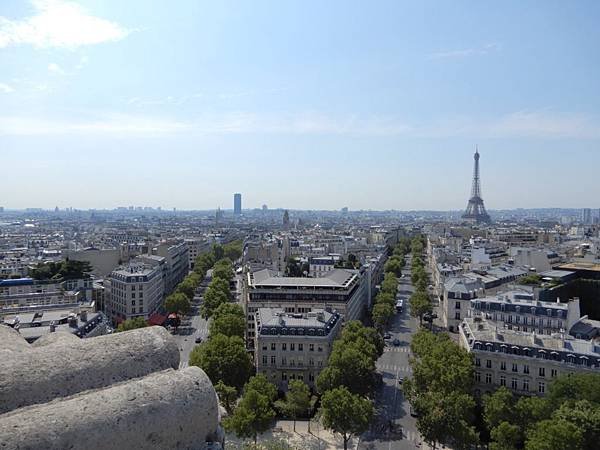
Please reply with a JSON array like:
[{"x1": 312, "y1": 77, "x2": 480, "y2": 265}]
[{"x1": 462, "y1": 147, "x2": 491, "y2": 223}]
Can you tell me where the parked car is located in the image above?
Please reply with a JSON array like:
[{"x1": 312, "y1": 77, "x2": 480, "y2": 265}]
[
  {"x1": 194, "y1": 336, "x2": 203, "y2": 344},
  {"x1": 393, "y1": 338, "x2": 401, "y2": 346},
  {"x1": 384, "y1": 332, "x2": 392, "y2": 340}
]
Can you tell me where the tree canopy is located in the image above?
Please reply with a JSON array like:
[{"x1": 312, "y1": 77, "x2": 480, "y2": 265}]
[
  {"x1": 319, "y1": 386, "x2": 373, "y2": 450},
  {"x1": 165, "y1": 292, "x2": 191, "y2": 316},
  {"x1": 209, "y1": 302, "x2": 246, "y2": 338},
  {"x1": 189, "y1": 333, "x2": 253, "y2": 390},
  {"x1": 30, "y1": 259, "x2": 92, "y2": 280},
  {"x1": 116, "y1": 316, "x2": 148, "y2": 332}
]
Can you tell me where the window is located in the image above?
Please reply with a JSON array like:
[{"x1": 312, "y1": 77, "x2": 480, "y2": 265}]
[
  {"x1": 309, "y1": 372, "x2": 315, "y2": 382},
  {"x1": 455, "y1": 301, "x2": 461, "y2": 310},
  {"x1": 500, "y1": 375, "x2": 506, "y2": 387},
  {"x1": 262, "y1": 345, "x2": 267, "y2": 351},
  {"x1": 475, "y1": 372, "x2": 481, "y2": 382},
  {"x1": 551, "y1": 369, "x2": 558, "y2": 378},
  {"x1": 290, "y1": 359, "x2": 295, "y2": 367},
  {"x1": 131, "y1": 293, "x2": 136, "y2": 299},
  {"x1": 475, "y1": 358, "x2": 481, "y2": 367},
  {"x1": 523, "y1": 380, "x2": 529, "y2": 392},
  {"x1": 538, "y1": 382, "x2": 545, "y2": 394},
  {"x1": 281, "y1": 357, "x2": 286, "y2": 366},
  {"x1": 455, "y1": 312, "x2": 461, "y2": 320},
  {"x1": 282, "y1": 372, "x2": 287, "y2": 381},
  {"x1": 318, "y1": 346, "x2": 323, "y2": 352},
  {"x1": 500, "y1": 362, "x2": 506, "y2": 371},
  {"x1": 290, "y1": 343, "x2": 295, "y2": 351},
  {"x1": 486, "y1": 360, "x2": 492, "y2": 369},
  {"x1": 298, "y1": 343, "x2": 303, "y2": 351},
  {"x1": 271, "y1": 343, "x2": 276, "y2": 351},
  {"x1": 317, "y1": 360, "x2": 323, "y2": 367},
  {"x1": 539, "y1": 367, "x2": 545, "y2": 377},
  {"x1": 282, "y1": 343, "x2": 287, "y2": 351},
  {"x1": 512, "y1": 363, "x2": 518, "y2": 373},
  {"x1": 309, "y1": 344, "x2": 314, "y2": 352},
  {"x1": 271, "y1": 356, "x2": 276, "y2": 365},
  {"x1": 262, "y1": 356, "x2": 267, "y2": 365},
  {"x1": 523, "y1": 365, "x2": 529, "y2": 374},
  {"x1": 309, "y1": 358, "x2": 314, "y2": 366},
  {"x1": 511, "y1": 378, "x2": 518, "y2": 390},
  {"x1": 132, "y1": 300, "x2": 136, "y2": 306},
  {"x1": 485, "y1": 373, "x2": 492, "y2": 384}
]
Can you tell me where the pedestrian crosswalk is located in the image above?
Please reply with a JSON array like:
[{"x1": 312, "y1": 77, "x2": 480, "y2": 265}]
[
  {"x1": 179, "y1": 361, "x2": 189, "y2": 369},
  {"x1": 384, "y1": 346, "x2": 410, "y2": 353},
  {"x1": 376, "y1": 363, "x2": 412, "y2": 372}
]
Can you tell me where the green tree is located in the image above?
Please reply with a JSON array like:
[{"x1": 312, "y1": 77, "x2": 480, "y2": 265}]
[
  {"x1": 201, "y1": 286, "x2": 229, "y2": 319},
  {"x1": 384, "y1": 257, "x2": 403, "y2": 277},
  {"x1": 165, "y1": 292, "x2": 191, "y2": 316},
  {"x1": 525, "y1": 419, "x2": 584, "y2": 450},
  {"x1": 553, "y1": 400, "x2": 600, "y2": 450},
  {"x1": 224, "y1": 389, "x2": 276, "y2": 444},
  {"x1": 280, "y1": 380, "x2": 311, "y2": 431},
  {"x1": 317, "y1": 341, "x2": 376, "y2": 396},
  {"x1": 224, "y1": 240, "x2": 243, "y2": 261},
  {"x1": 410, "y1": 290, "x2": 432, "y2": 325},
  {"x1": 176, "y1": 276, "x2": 198, "y2": 300},
  {"x1": 245, "y1": 374, "x2": 278, "y2": 403},
  {"x1": 490, "y1": 422, "x2": 521, "y2": 450},
  {"x1": 339, "y1": 321, "x2": 384, "y2": 360},
  {"x1": 484, "y1": 387, "x2": 515, "y2": 431},
  {"x1": 320, "y1": 386, "x2": 373, "y2": 450},
  {"x1": 212, "y1": 244, "x2": 225, "y2": 261},
  {"x1": 372, "y1": 301, "x2": 394, "y2": 330},
  {"x1": 215, "y1": 380, "x2": 238, "y2": 415},
  {"x1": 116, "y1": 316, "x2": 148, "y2": 332},
  {"x1": 189, "y1": 334, "x2": 253, "y2": 390},
  {"x1": 210, "y1": 302, "x2": 246, "y2": 338},
  {"x1": 213, "y1": 258, "x2": 234, "y2": 283}
]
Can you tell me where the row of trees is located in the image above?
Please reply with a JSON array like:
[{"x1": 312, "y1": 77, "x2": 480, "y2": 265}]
[
  {"x1": 372, "y1": 272, "x2": 399, "y2": 330},
  {"x1": 372, "y1": 239, "x2": 410, "y2": 329},
  {"x1": 409, "y1": 237, "x2": 433, "y2": 325},
  {"x1": 482, "y1": 374, "x2": 600, "y2": 450},
  {"x1": 403, "y1": 329, "x2": 478, "y2": 449},
  {"x1": 201, "y1": 258, "x2": 235, "y2": 319},
  {"x1": 315, "y1": 321, "x2": 380, "y2": 449}
]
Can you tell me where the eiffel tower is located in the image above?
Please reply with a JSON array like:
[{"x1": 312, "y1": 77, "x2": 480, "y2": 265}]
[{"x1": 462, "y1": 147, "x2": 491, "y2": 223}]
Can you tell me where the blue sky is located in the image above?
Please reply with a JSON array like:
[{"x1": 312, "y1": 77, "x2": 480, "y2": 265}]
[{"x1": 1, "y1": 0, "x2": 599, "y2": 210}]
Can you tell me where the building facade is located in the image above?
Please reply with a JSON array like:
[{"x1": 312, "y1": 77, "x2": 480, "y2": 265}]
[
  {"x1": 459, "y1": 317, "x2": 600, "y2": 397},
  {"x1": 106, "y1": 263, "x2": 164, "y2": 323},
  {"x1": 245, "y1": 268, "x2": 366, "y2": 346},
  {"x1": 254, "y1": 308, "x2": 342, "y2": 390}
]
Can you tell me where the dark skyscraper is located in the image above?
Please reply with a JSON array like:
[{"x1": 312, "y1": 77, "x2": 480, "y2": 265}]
[
  {"x1": 462, "y1": 148, "x2": 491, "y2": 224},
  {"x1": 233, "y1": 193, "x2": 242, "y2": 215}
]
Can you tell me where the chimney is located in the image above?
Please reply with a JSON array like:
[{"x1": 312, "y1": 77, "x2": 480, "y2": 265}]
[{"x1": 80, "y1": 310, "x2": 88, "y2": 322}]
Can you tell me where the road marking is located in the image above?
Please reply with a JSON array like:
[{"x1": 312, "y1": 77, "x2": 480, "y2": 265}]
[
  {"x1": 376, "y1": 364, "x2": 412, "y2": 372},
  {"x1": 179, "y1": 361, "x2": 189, "y2": 369},
  {"x1": 383, "y1": 347, "x2": 410, "y2": 353}
]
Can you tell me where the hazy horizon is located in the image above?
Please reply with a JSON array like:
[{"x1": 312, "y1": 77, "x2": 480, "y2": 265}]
[{"x1": 1, "y1": 1, "x2": 599, "y2": 211}]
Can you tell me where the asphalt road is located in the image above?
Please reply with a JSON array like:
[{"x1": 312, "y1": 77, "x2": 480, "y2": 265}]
[
  {"x1": 360, "y1": 259, "x2": 423, "y2": 450},
  {"x1": 175, "y1": 269, "x2": 244, "y2": 368}
]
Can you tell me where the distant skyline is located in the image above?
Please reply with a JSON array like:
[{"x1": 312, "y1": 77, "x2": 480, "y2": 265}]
[{"x1": 1, "y1": 1, "x2": 599, "y2": 210}]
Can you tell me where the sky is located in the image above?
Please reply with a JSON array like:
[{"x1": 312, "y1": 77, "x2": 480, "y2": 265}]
[{"x1": 1, "y1": 0, "x2": 599, "y2": 211}]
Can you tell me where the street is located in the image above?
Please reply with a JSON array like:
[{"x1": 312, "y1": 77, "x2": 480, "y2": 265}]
[
  {"x1": 360, "y1": 259, "x2": 422, "y2": 450},
  {"x1": 174, "y1": 268, "x2": 244, "y2": 368}
]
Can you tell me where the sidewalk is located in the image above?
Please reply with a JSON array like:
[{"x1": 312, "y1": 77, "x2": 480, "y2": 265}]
[{"x1": 225, "y1": 419, "x2": 359, "y2": 450}]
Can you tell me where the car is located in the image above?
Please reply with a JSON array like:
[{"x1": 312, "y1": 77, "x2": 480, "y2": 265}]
[
  {"x1": 398, "y1": 376, "x2": 404, "y2": 384},
  {"x1": 383, "y1": 332, "x2": 392, "y2": 340},
  {"x1": 194, "y1": 336, "x2": 203, "y2": 344},
  {"x1": 393, "y1": 338, "x2": 401, "y2": 346}
]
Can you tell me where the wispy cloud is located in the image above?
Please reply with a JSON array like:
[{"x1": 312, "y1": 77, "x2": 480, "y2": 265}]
[
  {"x1": 0, "y1": 82, "x2": 15, "y2": 93},
  {"x1": 428, "y1": 43, "x2": 500, "y2": 60},
  {"x1": 0, "y1": 109, "x2": 598, "y2": 140},
  {"x1": 48, "y1": 62, "x2": 65, "y2": 75},
  {"x1": 0, "y1": 0, "x2": 131, "y2": 49}
]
